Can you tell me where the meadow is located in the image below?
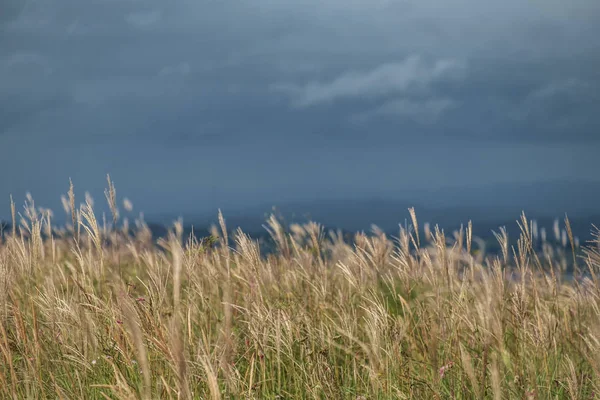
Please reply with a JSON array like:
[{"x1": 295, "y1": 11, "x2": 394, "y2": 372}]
[{"x1": 0, "y1": 179, "x2": 599, "y2": 399}]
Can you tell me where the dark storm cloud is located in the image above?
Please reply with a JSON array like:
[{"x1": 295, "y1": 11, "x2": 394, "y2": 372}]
[
  {"x1": 1, "y1": 0, "x2": 600, "y2": 220},
  {"x1": 2, "y1": 0, "x2": 600, "y2": 147}
]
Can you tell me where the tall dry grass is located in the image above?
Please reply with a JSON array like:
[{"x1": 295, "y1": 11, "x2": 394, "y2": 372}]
[{"x1": 0, "y1": 180, "x2": 599, "y2": 399}]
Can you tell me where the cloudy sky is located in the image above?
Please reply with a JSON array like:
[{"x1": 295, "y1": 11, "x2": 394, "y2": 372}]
[{"x1": 1, "y1": 0, "x2": 599, "y2": 221}]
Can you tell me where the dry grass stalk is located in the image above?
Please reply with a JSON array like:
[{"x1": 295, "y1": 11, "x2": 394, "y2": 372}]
[{"x1": 0, "y1": 182, "x2": 597, "y2": 399}]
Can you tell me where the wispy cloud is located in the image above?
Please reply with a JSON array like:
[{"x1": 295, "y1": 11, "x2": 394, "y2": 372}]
[
  {"x1": 511, "y1": 78, "x2": 596, "y2": 122},
  {"x1": 272, "y1": 55, "x2": 466, "y2": 107},
  {"x1": 528, "y1": 78, "x2": 590, "y2": 101},
  {"x1": 351, "y1": 97, "x2": 460, "y2": 125}
]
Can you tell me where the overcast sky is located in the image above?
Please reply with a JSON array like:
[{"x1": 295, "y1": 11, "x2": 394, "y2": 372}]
[{"x1": 1, "y1": 0, "x2": 599, "y2": 220}]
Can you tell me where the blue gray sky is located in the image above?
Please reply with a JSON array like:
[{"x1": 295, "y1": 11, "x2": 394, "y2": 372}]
[{"x1": 1, "y1": 0, "x2": 600, "y2": 222}]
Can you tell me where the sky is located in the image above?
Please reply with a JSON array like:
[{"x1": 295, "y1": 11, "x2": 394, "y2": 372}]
[{"x1": 1, "y1": 0, "x2": 600, "y2": 222}]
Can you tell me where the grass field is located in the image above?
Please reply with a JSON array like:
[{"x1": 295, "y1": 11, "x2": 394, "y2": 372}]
[{"x1": 1, "y1": 180, "x2": 599, "y2": 399}]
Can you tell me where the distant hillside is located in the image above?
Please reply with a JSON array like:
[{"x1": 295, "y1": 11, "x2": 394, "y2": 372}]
[
  {"x1": 0, "y1": 221, "x2": 9, "y2": 236},
  {"x1": 3, "y1": 180, "x2": 598, "y2": 246},
  {"x1": 175, "y1": 180, "x2": 600, "y2": 233},
  {"x1": 415, "y1": 180, "x2": 600, "y2": 217},
  {"x1": 194, "y1": 198, "x2": 599, "y2": 244}
]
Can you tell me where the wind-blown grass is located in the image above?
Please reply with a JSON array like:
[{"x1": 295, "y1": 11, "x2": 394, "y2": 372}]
[{"x1": 0, "y1": 180, "x2": 599, "y2": 399}]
